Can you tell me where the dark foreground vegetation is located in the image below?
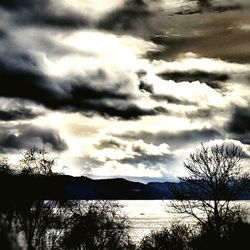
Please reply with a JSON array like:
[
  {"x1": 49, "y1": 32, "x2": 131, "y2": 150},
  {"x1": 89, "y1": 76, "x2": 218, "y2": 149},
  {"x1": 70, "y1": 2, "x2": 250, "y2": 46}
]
[
  {"x1": 1, "y1": 198, "x2": 249, "y2": 250},
  {"x1": 0, "y1": 144, "x2": 249, "y2": 249},
  {"x1": 0, "y1": 199, "x2": 134, "y2": 250}
]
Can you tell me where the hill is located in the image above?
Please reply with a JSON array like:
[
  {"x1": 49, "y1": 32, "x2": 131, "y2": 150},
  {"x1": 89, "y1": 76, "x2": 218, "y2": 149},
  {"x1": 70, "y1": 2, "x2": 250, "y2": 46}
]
[{"x1": 0, "y1": 173, "x2": 249, "y2": 203}]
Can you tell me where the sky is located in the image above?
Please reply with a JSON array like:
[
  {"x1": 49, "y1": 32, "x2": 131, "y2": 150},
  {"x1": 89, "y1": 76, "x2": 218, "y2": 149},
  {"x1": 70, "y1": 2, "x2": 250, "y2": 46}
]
[{"x1": 0, "y1": 0, "x2": 250, "y2": 183}]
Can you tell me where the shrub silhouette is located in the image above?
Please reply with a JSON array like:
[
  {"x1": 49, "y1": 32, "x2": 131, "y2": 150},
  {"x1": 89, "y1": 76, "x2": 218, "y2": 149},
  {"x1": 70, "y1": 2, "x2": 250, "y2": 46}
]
[
  {"x1": 191, "y1": 211, "x2": 250, "y2": 250},
  {"x1": 138, "y1": 216, "x2": 250, "y2": 250},
  {"x1": 138, "y1": 223, "x2": 193, "y2": 250}
]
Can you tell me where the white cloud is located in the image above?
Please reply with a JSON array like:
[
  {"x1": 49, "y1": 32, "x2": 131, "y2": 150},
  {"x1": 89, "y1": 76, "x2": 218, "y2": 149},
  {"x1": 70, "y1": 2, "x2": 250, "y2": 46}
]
[
  {"x1": 147, "y1": 75, "x2": 226, "y2": 108},
  {"x1": 91, "y1": 160, "x2": 172, "y2": 179},
  {"x1": 130, "y1": 139, "x2": 171, "y2": 156},
  {"x1": 91, "y1": 136, "x2": 172, "y2": 162},
  {"x1": 47, "y1": 30, "x2": 157, "y2": 74},
  {"x1": 153, "y1": 53, "x2": 250, "y2": 74},
  {"x1": 55, "y1": 0, "x2": 124, "y2": 20}
]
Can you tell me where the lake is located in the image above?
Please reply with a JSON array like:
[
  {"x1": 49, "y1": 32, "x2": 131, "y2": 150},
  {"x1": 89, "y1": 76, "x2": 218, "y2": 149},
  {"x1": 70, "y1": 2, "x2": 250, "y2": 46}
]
[{"x1": 119, "y1": 200, "x2": 250, "y2": 243}]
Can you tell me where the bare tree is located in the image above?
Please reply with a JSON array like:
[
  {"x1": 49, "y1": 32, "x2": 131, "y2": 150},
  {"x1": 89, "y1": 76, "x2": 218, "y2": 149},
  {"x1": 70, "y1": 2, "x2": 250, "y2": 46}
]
[
  {"x1": 20, "y1": 147, "x2": 56, "y2": 176},
  {"x1": 14, "y1": 200, "x2": 70, "y2": 250},
  {"x1": 170, "y1": 143, "x2": 250, "y2": 236}
]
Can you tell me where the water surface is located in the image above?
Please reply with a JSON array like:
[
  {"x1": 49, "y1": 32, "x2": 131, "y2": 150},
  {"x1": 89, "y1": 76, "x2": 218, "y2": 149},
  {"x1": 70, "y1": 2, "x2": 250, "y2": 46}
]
[{"x1": 119, "y1": 200, "x2": 250, "y2": 243}]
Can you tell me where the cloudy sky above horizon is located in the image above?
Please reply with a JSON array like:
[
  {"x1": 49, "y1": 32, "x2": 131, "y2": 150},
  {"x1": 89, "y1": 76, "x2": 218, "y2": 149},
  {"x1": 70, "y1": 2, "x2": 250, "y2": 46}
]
[{"x1": 1, "y1": 0, "x2": 250, "y2": 182}]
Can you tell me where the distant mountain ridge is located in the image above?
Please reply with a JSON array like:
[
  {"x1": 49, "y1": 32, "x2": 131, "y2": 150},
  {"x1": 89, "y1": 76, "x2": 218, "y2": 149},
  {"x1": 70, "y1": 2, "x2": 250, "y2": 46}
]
[
  {"x1": 0, "y1": 173, "x2": 173, "y2": 201},
  {"x1": 0, "y1": 173, "x2": 249, "y2": 202}
]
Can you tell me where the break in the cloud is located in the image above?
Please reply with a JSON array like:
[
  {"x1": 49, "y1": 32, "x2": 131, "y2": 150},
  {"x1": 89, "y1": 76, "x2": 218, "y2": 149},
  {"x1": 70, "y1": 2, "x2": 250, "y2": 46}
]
[{"x1": 0, "y1": 0, "x2": 250, "y2": 182}]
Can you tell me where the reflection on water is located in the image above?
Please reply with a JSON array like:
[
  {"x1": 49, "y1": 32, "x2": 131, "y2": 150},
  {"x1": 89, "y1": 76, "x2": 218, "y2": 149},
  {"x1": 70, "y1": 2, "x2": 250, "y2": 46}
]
[{"x1": 119, "y1": 200, "x2": 250, "y2": 243}]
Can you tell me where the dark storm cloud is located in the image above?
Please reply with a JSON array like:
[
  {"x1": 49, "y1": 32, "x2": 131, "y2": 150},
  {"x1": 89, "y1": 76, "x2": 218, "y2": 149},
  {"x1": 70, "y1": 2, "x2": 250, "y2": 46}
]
[
  {"x1": 187, "y1": 108, "x2": 217, "y2": 119},
  {"x1": 117, "y1": 128, "x2": 222, "y2": 148},
  {"x1": 175, "y1": 1, "x2": 242, "y2": 15},
  {"x1": 157, "y1": 70, "x2": 229, "y2": 89},
  {"x1": 0, "y1": 125, "x2": 67, "y2": 152},
  {"x1": 66, "y1": 76, "x2": 168, "y2": 119},
  {"x1": 0, "y1": 57, "x2": 167, "y2": 120},
  {"x1": 0, "y1": 21, "x2": 167, "y2": 121},
  {"x1": 148, "y1": 35, "x2": 193, "y2": 61},
  {"x1": 151, "y1": 94, "x2": 196, "y2": 105},
  {"x1": 0, "y1": 108, "x2": 41, "y2": 121},
  {"x1": 0, "y1": 0, "x2": 89, "y2": 29},
  {"x1": 139, "y1": 81, "x2": 154, "y2": 94},
  {"x1": 232, "y1": 135, "x2": 250, "y2": 145},
  {"x1": 83, "y1": 104, "x2": 167, "y2": 120},
  {"x1": 98, "y1": 0, "x2": 150, "y2": 31},
  {"x1": 31, "y1": 13, "x2": 89, "y2": 29},
  {"x1": 0, "y1": 59, "x2": 62, "y2": 108},
  {"x1": 227, "y1": 106, "x2": 250, "y2": 135},
  {"x1": 0, "y1": 46, "x2": 38, "y2": 71},
  {"x1": 95, "y1": 138, "x2": 125, "y2": 150},
  {"x1": 0, "y1": 0, "x2": 47, "y2": 10},
  {"x1": 0, "y1": 29, "x2": 7, "y2": 39},
  {"x1": 165, "y1": 128, "x2": 223, "y2": 147},
  {"x1": 120, "y1": 154, "x2": 174, "y2": 167}
]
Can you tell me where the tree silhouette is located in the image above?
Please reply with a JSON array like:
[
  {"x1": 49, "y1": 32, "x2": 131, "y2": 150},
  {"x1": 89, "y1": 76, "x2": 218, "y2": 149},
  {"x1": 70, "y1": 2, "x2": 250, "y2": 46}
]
[
  {"x1": 139, "y1": 223, "x2": 192, "y2": 250},
  {"x1": 170, "y1": 143, "x2": 250, "y2": 237},
  {"x1": 0, "y1": 157, "x2": 12, "y2": 175},
  {"x1": 20, "y1": 147, "x2": 56, "y2": 175},
  {"x1": 8, "y1": 200, "x2": 68, "y2": 250},
  {"x1": 61, "y1": 200, "x2": 135, "y2": 250}
]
